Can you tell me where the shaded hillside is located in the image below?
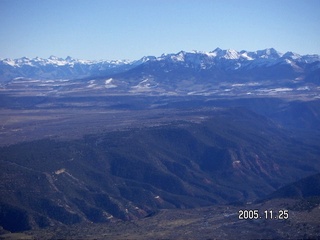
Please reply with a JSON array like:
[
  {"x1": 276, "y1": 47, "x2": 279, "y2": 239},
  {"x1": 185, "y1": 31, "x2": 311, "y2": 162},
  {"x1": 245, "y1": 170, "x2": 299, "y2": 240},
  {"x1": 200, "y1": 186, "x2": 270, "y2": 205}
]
[
  {"x1": 7, "y1": 194, "x2": 320, "y2": 239},
  {"x1": 260, "y1": 172, "x2": 320, "y2": 214},
  {"x1": 263, "y1": 173, "x2": 320, "y2": 200},
  {"x1": 1, "y1": 107, "x2": 320, "y2": 232}
]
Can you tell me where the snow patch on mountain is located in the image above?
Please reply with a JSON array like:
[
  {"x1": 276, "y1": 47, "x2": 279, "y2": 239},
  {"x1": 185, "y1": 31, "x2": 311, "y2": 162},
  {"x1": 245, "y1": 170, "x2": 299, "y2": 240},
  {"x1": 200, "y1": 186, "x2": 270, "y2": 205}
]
[{"x1": 105, "y1": 78, "x2": 117, "y2": 88}]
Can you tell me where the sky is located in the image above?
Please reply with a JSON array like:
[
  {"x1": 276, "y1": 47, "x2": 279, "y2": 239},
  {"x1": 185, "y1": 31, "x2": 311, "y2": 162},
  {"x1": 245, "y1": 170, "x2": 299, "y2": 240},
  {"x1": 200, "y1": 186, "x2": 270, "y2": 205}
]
[{"x1": 0, "y1": 0, "x2": 320, "y2": 60}]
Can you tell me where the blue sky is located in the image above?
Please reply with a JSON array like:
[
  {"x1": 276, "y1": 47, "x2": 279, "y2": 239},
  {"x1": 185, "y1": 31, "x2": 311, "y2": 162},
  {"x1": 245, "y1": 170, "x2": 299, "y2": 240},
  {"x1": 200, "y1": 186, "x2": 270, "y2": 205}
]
[{"x1": 1, "y1": 0, "x2": 319, "y2": 60}]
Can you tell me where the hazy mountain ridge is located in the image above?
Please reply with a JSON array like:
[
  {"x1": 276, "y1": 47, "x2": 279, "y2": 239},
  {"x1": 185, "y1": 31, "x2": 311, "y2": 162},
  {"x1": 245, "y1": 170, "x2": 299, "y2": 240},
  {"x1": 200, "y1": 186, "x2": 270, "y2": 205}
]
[
  {"x1": 1, "y1": 48, "x2": 320, "y2": 99},
  {"x1": 0, "y1": 55, "x2": 136, "y2": 81},
  {"x1": 1, "y1": 48, "x2": 319, "y2": 82}
]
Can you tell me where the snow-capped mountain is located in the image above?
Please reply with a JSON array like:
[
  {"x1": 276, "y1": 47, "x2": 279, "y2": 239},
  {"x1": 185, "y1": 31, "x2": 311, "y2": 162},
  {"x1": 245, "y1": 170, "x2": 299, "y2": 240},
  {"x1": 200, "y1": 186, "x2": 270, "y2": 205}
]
[
  {"x1": 106, "y1": 48, "x2": 319, "y2": 93},
  {"x1": 1, "y1": 48, "x2": 319, "y2": 82},
  {"x1": 0, "y1": 56, "x2": 137, "y2": 81},
  {"x1": 148, "y1": 47, "x2": 320, "y2": 70},
  {"x1": 0, "y1": 48, "x2": 319, "y2": 97}
]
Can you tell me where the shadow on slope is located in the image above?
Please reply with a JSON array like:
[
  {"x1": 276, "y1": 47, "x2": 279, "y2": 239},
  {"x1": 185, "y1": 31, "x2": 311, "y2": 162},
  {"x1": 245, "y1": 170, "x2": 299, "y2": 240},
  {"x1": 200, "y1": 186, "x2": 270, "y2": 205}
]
[{"x1": 0, "y1": 108, "x2": 320, "y2": 232}]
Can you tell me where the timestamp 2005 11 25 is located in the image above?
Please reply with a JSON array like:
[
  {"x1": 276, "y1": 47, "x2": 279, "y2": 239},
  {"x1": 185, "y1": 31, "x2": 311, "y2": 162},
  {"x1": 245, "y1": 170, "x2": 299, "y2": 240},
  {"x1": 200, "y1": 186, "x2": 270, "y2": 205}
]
[{"x1": 238, "y1": 209, "x2": 289, "y2": 220}]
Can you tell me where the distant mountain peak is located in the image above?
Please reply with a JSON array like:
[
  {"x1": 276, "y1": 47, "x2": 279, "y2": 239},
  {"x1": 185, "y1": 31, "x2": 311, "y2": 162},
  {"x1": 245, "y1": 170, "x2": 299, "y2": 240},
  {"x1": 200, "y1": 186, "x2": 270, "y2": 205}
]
[
  {"x1": 65, "y1": 56, "x2": 74, "y2": 62},
  {"x1": 255, "y1": 48, "x2": 283, "y2": 59},
  {"x1": 212, "y1": 47, "x2": 223, "y2": 52},
  {"x1": 1, "y1": 48, "x2": 319, "y2": 82},
  {"x1": 48, "y1": 55, "x2": 60, "y2": 60}
]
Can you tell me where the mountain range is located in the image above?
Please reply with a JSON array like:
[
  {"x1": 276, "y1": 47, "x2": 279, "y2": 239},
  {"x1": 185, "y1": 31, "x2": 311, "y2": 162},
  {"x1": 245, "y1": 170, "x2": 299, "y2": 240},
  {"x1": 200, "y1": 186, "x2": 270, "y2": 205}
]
[
  {"x1": 1, "y1": 48, "x2": 320, "y2": 80},
  {"x1": 1, "y1": 48, "x2": 319, "y2": 98}
]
